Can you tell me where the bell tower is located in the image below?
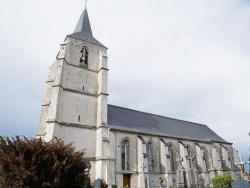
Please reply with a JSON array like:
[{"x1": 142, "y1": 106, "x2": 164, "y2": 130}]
[{"x1": 37, "y1": 7, "x2": 109, "y2": 182}]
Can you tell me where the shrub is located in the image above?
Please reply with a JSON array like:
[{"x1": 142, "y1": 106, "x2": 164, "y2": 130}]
[
  {"x1": 212, "y1": 174, "x2": 234, "y2": 188},
  {"x1": 0, "y1": 136, "x2": 91, "y2": 188}
]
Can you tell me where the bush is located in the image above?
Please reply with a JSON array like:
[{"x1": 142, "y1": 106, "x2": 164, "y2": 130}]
[
  {"x1": 0, "y1": 136, "x2": 91, "y2": 188},
  {"x1": 212, "y1": 174, "x2": 234, "y2": 188}
]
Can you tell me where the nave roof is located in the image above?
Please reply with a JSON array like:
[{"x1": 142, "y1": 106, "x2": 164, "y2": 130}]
[{"x1": 108, "y1": 105, "x2": 229, "y2": 144}]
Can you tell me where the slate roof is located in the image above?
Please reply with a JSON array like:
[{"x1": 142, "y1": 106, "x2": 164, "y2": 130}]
[
  {"x1": 68, "y1": 9, "x2": 106, "y2": 48},
  {"x1": 108, "y1": 105, "x2": 229, "y2": 143}
]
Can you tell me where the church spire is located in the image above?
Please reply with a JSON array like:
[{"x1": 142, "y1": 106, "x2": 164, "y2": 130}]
[
  {"x1": 68, "y1": 6, "x2": 105, "y2": 48},
  {"x1": 73, "y1": 8, "x2": 93, "y2": 36}
]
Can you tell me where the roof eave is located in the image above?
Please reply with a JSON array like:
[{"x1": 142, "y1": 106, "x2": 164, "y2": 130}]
[
  {"x1": 66, "y1": 35, "x2": 108, "y2": 49},
  {"x1": 109, "y1": 126, "x2": 232, "y2": 145}
]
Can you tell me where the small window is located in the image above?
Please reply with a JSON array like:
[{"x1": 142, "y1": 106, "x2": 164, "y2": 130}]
[
  {"x1": 122, "y1": 139, "x2": 130, "y2": 170},
  {"x1": 79, "y1": 46, "x2": 88, "y2": 66},
  {"x1": 146, "y1": 142, "x2": 154, "y2": 172}
]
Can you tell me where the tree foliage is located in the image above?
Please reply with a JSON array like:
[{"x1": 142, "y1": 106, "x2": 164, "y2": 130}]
[
  {"x1": 212, "y1": 174, "x2": 234, "y2": 188},
  {"x1": 0, "y1": 136, "x2": 6, "y2": 151},
  {"x1": 0, "y1": 136, "x2": 91, "y2": 188}
]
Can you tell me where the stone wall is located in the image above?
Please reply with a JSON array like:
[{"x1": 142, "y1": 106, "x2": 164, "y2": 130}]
[{"x1": 109, "y1": 129, "x2": 241, "y2": 188}]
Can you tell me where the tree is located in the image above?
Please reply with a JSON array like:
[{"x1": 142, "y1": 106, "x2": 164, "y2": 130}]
[
  {"x1": 212, "y1": 174, "x2": 234, "y2": 188},
  {"x1": 0, "y1": 136, "x2": 91, "y2": 188}
]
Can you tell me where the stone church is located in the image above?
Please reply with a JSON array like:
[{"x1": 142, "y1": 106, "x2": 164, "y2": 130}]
[{"x1": 37, "y1": 7, "x2": 242, "y2": 188}]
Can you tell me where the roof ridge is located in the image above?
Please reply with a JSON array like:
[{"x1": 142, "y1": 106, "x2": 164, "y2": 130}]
[{"x1": 108, "y1": 104, "x2": 207, "y2": 127}]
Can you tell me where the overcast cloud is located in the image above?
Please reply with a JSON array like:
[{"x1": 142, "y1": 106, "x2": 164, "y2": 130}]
[{"x1": 0, "y1": 0, "x2": 249, "y2": 166}]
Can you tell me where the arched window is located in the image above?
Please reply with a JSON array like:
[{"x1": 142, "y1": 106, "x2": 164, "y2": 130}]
[
  {"x1": 168, "y1": 144, "x2": 176, "y2": 172},
  {"x1": 203, "y1": 148, "x2": 210, "y2": 171},
  {"x1": 79, "y1": 46, "x2": 88, "y2": 66},
  {"x1": 187, "y1": 145, "x2": 195, "y2": 169},
  {"x1": 212, "y1": 146, "x2": 222, "y2": 170},
  {"x1": 221, "y1": 146, "x2": 231, "y2": 169},
  {"x1": 147, "y1": 142, "x2": 154, "y2": 172},
  {"x1": 121, "y1": 139, "x2": 130, "y2": 170},
  {"x1": 216, "y1": 148, "x2": 221, "y2": 161}
]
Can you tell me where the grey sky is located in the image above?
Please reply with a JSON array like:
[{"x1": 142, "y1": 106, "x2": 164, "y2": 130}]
[{"x1": 0, "y1": 0, "x2": 249, "y2": 166}]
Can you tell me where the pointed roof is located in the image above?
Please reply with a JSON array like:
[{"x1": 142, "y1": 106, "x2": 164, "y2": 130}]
[{"x1": 68, "y1": 8, "x2": 106, "y2": 48}]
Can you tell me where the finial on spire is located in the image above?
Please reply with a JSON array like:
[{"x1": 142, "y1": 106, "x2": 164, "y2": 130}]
[{"x1": 85, "y1": 0, "x2": 87, "y2": 9}]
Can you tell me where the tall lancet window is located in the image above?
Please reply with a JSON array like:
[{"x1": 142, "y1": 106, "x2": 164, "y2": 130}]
[
  {"x1": 203, "y1": 148, "x2": 210, "y2": 171},
  {"x1": 187, "y1": 145, "x2": 195, "y2": 169},
  {"x1": 168, "y1": 144, "x2": 176, "y2": 172},
  {"x1": 121, "y1": 139, "x2": 130, "y2": 170},
  {"x1": 79, "y1": 46, "x2": 88, "y2": 66},
  {"x1": 216, "y1": 148, "x2": 221, "y2": 161},
  {"x1": 147, "y1": 142, "x2": 154, "y2": 172}
]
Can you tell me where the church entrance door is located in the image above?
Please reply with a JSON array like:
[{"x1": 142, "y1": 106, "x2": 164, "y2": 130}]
[{"x1": 123, "y1": 174, "x2": 131, "y2": 187}]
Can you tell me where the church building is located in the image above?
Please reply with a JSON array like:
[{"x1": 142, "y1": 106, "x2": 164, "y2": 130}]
[{"x1": 37, "y1": 7, "x2": 242, "y2": 188}]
